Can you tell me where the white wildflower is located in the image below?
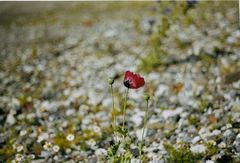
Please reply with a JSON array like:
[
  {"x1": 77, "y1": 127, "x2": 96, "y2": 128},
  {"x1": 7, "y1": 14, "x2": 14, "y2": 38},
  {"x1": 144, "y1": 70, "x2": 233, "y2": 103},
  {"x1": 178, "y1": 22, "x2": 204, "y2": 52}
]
[
  {"x1": 208, "y1": 140, "x2": 216, "y2": 146},
  {"x1": 15, "y1": 154, "x2": 24, "y2": 162},
  {"x1": 43, "y1": 142, "x2": 52, "y2": 151},
  {"x1": 206, "y1": 160, "x2": 214, "y2": 163},
  {"x1": 53, "y1": 145, "x2": 60, "y2": 152},
  {"x1": 95, "y1": 148, "x2": 107, "y2": 156},
  {"x1": 20, "y1": 130, "x2": 27, "y2": 136},
  {"x1": 87, "y1": 139, "x2": 96, "y2": 148},
  {"x1": 92, "y1": 125, "x2": 101, "y2": 133},
  {"x1": 190, "y1": 144, "x2": 206, "y2": 154},
  {"x1": 28, "y1": 154, "x2": 35, "y2": 159},
  {"x1": 218, "y1": 142, "x2": 226, "y2": 148},
  {"x1": 16, "y1": 145, "x2": 24, "y2": 152},
  {"x1": 66, "y1": 134, "x2": 75, "y2": 141}
]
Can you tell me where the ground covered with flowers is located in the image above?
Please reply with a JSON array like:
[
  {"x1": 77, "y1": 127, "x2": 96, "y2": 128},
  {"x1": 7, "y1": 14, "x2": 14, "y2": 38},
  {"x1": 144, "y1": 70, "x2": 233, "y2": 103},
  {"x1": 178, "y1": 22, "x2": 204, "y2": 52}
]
[{"x1": 0, "y1": 1, "x2": 240, "y2": 163}]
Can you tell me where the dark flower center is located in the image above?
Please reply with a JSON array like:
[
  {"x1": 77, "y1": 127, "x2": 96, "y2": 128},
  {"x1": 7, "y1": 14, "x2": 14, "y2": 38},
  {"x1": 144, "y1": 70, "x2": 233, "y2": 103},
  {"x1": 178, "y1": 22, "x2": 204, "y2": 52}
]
[{"x1": 124, "y1": 80, "x2": 131, "y2": 88}]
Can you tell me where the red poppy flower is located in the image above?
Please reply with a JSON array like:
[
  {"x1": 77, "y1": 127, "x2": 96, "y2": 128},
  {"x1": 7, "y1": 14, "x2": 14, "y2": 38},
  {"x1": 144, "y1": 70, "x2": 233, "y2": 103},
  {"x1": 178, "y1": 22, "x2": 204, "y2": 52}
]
[{"x1": 123, "y1": 71, "x2": 145, "y2": 89}]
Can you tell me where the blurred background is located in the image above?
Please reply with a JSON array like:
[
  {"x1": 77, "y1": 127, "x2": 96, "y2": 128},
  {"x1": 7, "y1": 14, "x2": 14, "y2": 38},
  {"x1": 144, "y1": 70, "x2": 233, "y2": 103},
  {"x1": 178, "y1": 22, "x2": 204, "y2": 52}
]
[{"x1": 0, "y1": 1, "x2": 240, "y2": 162}]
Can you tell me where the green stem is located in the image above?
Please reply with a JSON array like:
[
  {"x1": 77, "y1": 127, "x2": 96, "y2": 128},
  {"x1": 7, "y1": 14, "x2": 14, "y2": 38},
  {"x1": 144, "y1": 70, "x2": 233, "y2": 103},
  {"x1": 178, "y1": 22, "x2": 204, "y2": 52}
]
[
  {"x1": 122, "y1": 88, "x2": 129, "y2": 129},
  {"x1": 110, "y1": 84, "x2": 116, "y2": 131},
  {"x1": 139, "y1": 99, "x2": 149, "y2": 160}
]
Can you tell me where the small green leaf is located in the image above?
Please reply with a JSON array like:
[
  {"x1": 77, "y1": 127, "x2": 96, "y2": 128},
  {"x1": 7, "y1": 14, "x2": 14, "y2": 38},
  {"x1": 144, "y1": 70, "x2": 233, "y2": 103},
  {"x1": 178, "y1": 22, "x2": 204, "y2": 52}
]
[{"x1": 115, "y1": 126, "x2": 128, "y2": 136}]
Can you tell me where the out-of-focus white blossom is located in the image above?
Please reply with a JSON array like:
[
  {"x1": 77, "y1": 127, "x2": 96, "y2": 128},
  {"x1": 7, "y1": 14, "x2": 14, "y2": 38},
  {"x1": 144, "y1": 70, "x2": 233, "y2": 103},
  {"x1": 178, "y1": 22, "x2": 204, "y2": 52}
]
[{"x1": 66, "y1": 134, "x2": 75, "y2": 141}]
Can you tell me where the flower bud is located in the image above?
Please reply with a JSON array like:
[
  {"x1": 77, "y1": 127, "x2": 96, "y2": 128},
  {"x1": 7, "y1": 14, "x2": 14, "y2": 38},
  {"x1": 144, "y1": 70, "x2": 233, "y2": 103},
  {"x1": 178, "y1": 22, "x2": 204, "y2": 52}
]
[
  {"x1": 108, "y1": 78, "x2": 114, "y2": 85},
  {"x1": 144, "y1": 94, "x2": 150, "y2": 101}
]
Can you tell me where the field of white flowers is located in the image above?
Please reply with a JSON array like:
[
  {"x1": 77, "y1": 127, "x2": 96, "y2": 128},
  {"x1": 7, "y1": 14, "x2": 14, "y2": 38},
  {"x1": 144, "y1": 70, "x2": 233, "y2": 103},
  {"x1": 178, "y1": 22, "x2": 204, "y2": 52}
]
[{"x1": 0, "y1": 1, "x2": 239, "y2": 162}]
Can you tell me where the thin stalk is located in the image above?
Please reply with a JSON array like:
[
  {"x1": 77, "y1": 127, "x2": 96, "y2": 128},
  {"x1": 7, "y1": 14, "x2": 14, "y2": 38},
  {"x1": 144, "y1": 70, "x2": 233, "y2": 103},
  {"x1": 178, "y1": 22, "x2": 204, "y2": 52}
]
[
  {"x1": 139, "y1": 99, "x2": 149, "y2": 160},
  {"x1": 110, "y1": 84, "x2": 116, "y2": 131},
  {"x1": 120, "y1": 155, "x2": 124, "y2": 163},
  {"x1": 122, "y1": 88, "x2": 129, "y2": 129}
]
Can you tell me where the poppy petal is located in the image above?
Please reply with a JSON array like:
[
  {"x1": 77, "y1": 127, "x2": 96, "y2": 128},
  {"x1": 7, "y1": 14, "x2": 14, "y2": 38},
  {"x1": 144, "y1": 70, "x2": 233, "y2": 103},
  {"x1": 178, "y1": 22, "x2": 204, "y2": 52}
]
[{"x1": 123, "y1": 71, "x2": 145, "y2": 89}]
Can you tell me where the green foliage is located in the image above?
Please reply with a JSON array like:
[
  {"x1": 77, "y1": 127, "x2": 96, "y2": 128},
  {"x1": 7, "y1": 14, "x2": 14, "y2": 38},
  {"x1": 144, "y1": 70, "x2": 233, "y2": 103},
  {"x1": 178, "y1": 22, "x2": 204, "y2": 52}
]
[
  {"x1": 53, "y1": 133, "x2": 72, "y2": 149},
  {"x1": 163, "y1": 142, "x2": 203, "y2": 163},
  {"x1": 139, "y1": 51, "x2": 163, "y2": 73},
  {"x1": 138, "y1": 1, "x2": 238, "y2": 73},
  {"x1": 163, "y1": 131, "x2": 172, "y2": 139},
  {"x1": 0, "y1": 147, "x2": 16, "y2": 161},
  {"x1": 199, "y1": 99, "x2": 209, "y2": 113},
  {"x1": 108, "y1": 153, "x2": 132, "y2": 163},
  {"x1": 160, "y1": 106, "x2": 169, "y2": 110},
  {"x1": 108, "y1": 141, "x2": 120, "y2": 157},
  {"x1": 204, "y1": 142, "x2": 219, "y2": 157},
  {"x1": 107, "y1": 141, "x2": 133, "y2": 163},
  {"x1": 139, "y1": 17, "x2": 170, "y2": 73},
  {"x1": 188, "y1": 115, "x2": 200, "y2": 125},
  {"x1": 115, "y1": 126, "x2": 128, "y2": 137}
]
